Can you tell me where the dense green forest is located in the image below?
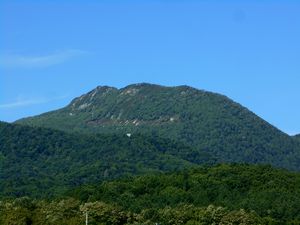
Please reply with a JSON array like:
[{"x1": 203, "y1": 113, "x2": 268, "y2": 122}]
[
  {"x1": 16, "y1": 83, "x2": 300, "y2": 171},
  {"x1": 1, "y1": 164, "x2": 300, "y2": 225},
  {"x1": 0, "y1": 121, "x2": 213, "y2": 198},
  {"x1": 4, "y1": 84, "x2": 300, "y2": 224}
]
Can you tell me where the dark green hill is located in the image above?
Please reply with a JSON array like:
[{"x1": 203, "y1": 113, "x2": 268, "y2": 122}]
[
  {"x1": 68, "y1": 164, "x2": 300, "y2": 223},
  {"x1": 0, "y1": 121, "x2": 213, "y2": 198},
  {"x1": 295, "y1": 134, "x2": 300, "y2": 141},
  {"x1": 16, "y1": 83, "x2": 300, "y2": 170}
]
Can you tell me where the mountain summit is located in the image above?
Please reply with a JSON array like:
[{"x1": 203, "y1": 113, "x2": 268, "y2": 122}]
[{"x1": 16, "y1": 83, "x2": 300, "y2": 170}]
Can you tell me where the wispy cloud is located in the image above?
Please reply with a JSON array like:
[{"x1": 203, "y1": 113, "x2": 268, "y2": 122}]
[
  {"x1": 0, "y1": 49, "x2": 87, "y2": 69},
  {"x1": 0, "y1": 95, "x2": 69, "y2": 109}
]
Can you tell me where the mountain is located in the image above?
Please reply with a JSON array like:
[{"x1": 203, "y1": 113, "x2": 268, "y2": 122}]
[
  {"x1": 16, "y1": 83, "x2": 300, "y2": 170},
  {"x1": 295, "y1": 134, "x2": 300, "y2": 141},
  {"x1": 0, "y1": 121, "x2": 213, "y2": 198},
  {"x1": 15, "y1": 83, "x2": 300, "y2": 170}
]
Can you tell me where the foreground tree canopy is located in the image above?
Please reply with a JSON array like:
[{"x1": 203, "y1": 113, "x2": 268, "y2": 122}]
[
  {"x1": 0, "y1": 198, "x2": 270, "y2": 225},
  {"x1": 1, "y1": 164, "x2": 300, "y2": 224}
]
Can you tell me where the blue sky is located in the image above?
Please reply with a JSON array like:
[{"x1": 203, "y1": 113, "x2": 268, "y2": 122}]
[{"x1": 0, "y1": 0, "x2": 299, "y2": 135}]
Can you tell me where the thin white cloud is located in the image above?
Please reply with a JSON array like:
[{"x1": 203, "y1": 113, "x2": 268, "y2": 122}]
[
  {"x1": 0, "y1": 49, "x2": 87, "y2": 68},
  {"x1": 0, "y1": 95, "x2": 69, "y2": 109},
  {"x1": 0, "y1": 99, "x2": 45, "y2": 109}
]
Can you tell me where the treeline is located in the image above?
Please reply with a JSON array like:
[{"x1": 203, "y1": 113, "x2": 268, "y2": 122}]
[{"x1": 1, "y1": 164, "x2": 300, "y2": 224}]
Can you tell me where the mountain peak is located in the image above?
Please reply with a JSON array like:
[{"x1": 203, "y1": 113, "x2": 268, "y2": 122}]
[
  {"x1": 89, "y1": 85, "x2": 118, "y2": 94},
  {"x1": 69, "y1": 83, "x2": 204, "y2": 110},
  {"x1": 119, "y1": 83, "x2": 204, "y2": 97},
  {"x1": 122, "y1": 83, "x2": 163, "y2": 90},
  {"x1": 122, "y1": 83, "x2": 198, "y2": 90}
]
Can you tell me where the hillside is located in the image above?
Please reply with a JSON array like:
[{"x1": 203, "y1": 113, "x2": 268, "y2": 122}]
[
  {"x1": 0, "y1": 121, "x2": 213, "y2": 198},
  {"x1": 1, "y1": 164, "x2": 299, "y2": 225},
  {"x1": 16, "y1": 83, "x2": 300, "y2": 170}
]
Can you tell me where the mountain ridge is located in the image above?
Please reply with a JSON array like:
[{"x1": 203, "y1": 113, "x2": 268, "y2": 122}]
[{"x1": 16, "y1": 83, "x2": 300, "y2": 170}]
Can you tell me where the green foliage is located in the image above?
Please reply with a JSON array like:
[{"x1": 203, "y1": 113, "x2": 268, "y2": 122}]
[
  {"x1": 16, "y1": 83, "x2": 300, "y2": 170},
  {"x1": 68, "y1": 164, "x2": 300, "y2": 223},
  {"x1": 1, "y1": 163, "x2": 299, "y2": 224},
  {"x1": 0, "y1": 121, "x2": 213, "y2": 198},
  {"x1": 4, "y1": 84, "x2": 300, "y2": 224},
  {"x1": 0, "y1": 199, "x2": 278, "y2": 225}
]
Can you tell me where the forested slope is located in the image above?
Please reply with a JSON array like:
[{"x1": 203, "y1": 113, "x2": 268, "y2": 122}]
[{"x1": 0, "y1": 121, "x2": 213, "y2": 198}]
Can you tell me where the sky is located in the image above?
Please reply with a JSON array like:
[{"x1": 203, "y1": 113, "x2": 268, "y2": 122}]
[{"x1": 0, "y1": 0, "x2": 299, "y2": 135}]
